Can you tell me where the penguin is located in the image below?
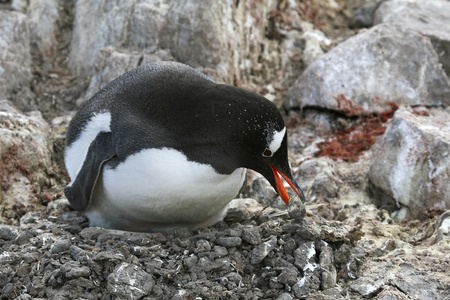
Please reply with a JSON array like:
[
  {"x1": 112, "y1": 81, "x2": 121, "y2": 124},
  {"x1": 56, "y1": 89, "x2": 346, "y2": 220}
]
[{"x1": 64, "y1": 61, "x2": 305, "y2": 232}]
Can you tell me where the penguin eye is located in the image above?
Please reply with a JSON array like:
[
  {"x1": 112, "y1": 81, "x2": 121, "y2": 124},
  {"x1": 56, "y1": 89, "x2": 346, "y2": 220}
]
[{"x1": 262, "y1": 148, "x2": 273, "y2": 157}]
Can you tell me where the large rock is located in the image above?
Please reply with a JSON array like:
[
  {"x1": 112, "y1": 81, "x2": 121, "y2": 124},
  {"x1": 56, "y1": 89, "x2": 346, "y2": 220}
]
[
  {"x1": 287, "y1": 23, "x2": 450, "y2": 116},
  {"x1": 68, "y1": 0, "x2": 135, "y2": 77},
  {"x1": 374, "y1": 0, "x2": 450, "y2": 76},
  {"x1": 27, "y1": 0, "x2": 60, "y2": 70},
  {"x1": 158, "y1": 0, "x2": 235, "y2": 81},
  {"x1": 0, "y1": 101, "x2": 51, "y2": 224},
  {"x1": 0, "y1": 11, "x2": 33, "y2": 110},
  {"x1": 369, "y1": 107, "x2": 450, "y2": 220},
  {"x1": 68, "y1": 0, "x2": 287, "y2": 85}
]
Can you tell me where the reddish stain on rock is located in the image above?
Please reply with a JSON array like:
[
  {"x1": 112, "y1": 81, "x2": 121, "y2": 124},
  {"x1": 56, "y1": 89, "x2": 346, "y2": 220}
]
[{"x1": 316, "y1": 102, "x2": 399, "y2": 161}]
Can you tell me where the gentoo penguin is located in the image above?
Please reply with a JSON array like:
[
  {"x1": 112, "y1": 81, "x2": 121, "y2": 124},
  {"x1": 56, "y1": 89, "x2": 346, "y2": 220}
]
[{"x1": 64, "y1": 61, "x2": 305, "y2": 232}]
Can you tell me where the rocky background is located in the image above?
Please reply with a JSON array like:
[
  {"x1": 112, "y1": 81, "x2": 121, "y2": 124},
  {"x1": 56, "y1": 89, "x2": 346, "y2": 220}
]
[{"x1": 1, "y1": 0, "x2": 449, "y2": 299}]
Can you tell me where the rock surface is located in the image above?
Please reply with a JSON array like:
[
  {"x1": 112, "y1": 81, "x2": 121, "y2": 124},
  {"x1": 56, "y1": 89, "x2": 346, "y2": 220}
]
[
  {"x1": 27, "y1": 0, "x2": 60, "y2": 70},
  {"x1": 369, "y1": 107, "x2": 450, "y2": 220},
  {"x1": 0, "y1": 100, "x2": 52, "y2": 224},
  {"x1": 287, "y1": 23, "x2": 450, "y2": 116},
  {"x1": 0, "y1": 10, "x2": 34, "y2": 110},
  {"x1": 374, "y1": 0, "x2": 450, "y2": 75}
]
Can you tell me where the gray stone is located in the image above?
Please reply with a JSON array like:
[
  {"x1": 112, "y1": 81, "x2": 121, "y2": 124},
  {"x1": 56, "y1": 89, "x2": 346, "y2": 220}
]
[
  {"x1": 319, "y1": 242, "x2": 337, "y2": 290},
  {"x1": 275, "y1": 293, "x2": 293, "y2": 300},
  {"x1": 216, "y1": 237, "x2": 242, "y2": 248},
  {"x1": 250, "y1": 236, "x2": 278, "y2": 265},
  {"x1": 107, "y1": 262, "x2": 155, "y2": 299},
  {"x1": 288, "y1": 194, "x2": 306, "y2": 221},
  {"x1": 50, "y1": 239, "x2": 72, "y2": 253},
  {"x1": 242, "y1": 226, "x2": 261, "y2": 246},
  {"x1": 374, "y1": 0, "x2": 450, "y2": 75},
  {"x1": 369, "y1": 108, "x2": 450, "y2": 220},
  {"x1": 295, "y1": 157, "x2": 342, "y2": 201},
  {"x1": 61, "y1": 262, "x2": 91, "y2": 279},
  {"x1": 68, "y1": 0, "x2": 134, "y2": 76},
  {"x1": 0, "y1": 225, "x2": 19, "y2": 240},
  {"x1": 277, "y1": 268, "x2": 299, "y2": 286},
  {"x1": 287, "y1": 23, "x2": 450, "y2": 116},
  {"x1": 0, "y1": 11, "x2": 33, "y2": 110},
  {"x1": 0, "y1": 101, "x2": 51, "y2": 219},
  {"x1": 350, "y1": 277, "x2": 383, "y2": 296},
  {"x1": 158, "y1": 0, "x2": 235, "y2": 80},
  {"x1": 296, "y1": 219, "x2": 321, "y2": 240},
  {"x1": 129, "y1": 0, "x2": 170, "y2": 51},
  {"x1": 183, "y1": 255, "x2": 198, "y2": 269},
  {"x1": 27, "y1": 0, "x2": 60, "y2": 70},
  {"x1": 350, "y1": 0, "x2": 384, "y2": 28},
  {"x1": 67, "y1": 0, "x2": 285, "y2": 86},
  {"x1": 299, "y1": 22, "x2": 331, "y2": 68},
  {"x1": 294, "y1": 241, "x2": 317, "y2": 271},
  {"x1": 11, "y1": 0, "x2": 28, "y2": 12},
  {"x1": 375, "y1": 286, "x2": 409, "y2": 300}
]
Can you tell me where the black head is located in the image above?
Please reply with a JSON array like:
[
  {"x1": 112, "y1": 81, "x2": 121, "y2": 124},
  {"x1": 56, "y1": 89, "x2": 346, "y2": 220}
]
[{"x1": 194, "y1": 84, "x2": 306, "y2": 205}]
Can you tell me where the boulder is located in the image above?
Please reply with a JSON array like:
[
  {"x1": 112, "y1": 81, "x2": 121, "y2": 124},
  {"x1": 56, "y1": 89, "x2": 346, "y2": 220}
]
[
  {"x1": 287, "y1": 23, "x2": 450, "y2": 116},
  {"x1": 68, "y1": 0, "x2": 289, "y2": 85},
  {"x1": 369, "y1": 107, "x2": 450, "y2": 220},
  {"x1": 158, "y1": 0, "x2": 235, "y2": 82},
  {"x1": 374, "y1": 0, "x2": 450, "y2": 76},
  {"x1": 0, "y1": 11, "x2": 34, "y2": 110},
  {"x1": 0, "y1": 101, "x2": 51, "y2": 224},
  {"x1": 27, "y1": 0, "x2": 60, "y2": 70},
  {"x1": 68, "y1": 0, "x2": 135, "y2": 77}
]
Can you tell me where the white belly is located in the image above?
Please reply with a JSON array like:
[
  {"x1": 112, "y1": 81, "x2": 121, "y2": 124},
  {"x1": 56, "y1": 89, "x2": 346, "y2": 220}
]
[{"x1": 85, "y1": 147, "x2": 246, "y2": 231}]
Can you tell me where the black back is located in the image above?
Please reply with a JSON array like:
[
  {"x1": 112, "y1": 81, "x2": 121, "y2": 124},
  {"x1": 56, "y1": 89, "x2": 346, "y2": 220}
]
[{"x1": 66, "y1": 62, "x2": 286, "y2": 175}]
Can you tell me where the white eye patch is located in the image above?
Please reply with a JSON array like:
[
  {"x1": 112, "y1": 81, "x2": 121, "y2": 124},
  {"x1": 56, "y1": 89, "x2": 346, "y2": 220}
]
[{"x1": 267, "y1": 127, "x2": 286, "y2": 155}]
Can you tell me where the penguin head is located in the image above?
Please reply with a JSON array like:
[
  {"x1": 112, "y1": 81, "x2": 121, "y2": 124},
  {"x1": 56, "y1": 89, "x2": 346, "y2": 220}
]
[
  {"x1": 238, "y1": 120, "x2": 305, "y2": 205},
  {"x1": 207, "y1": 85, "x2": 306, "y2": 205}
]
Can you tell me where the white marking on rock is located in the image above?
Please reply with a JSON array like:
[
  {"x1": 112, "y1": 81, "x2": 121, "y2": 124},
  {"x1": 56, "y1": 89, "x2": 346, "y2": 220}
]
[{"x1": 65, "y1": 112, "x2": 111, "y2": 184}]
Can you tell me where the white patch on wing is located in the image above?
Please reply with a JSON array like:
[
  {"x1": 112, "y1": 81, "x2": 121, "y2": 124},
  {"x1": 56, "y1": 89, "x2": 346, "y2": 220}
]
[
  {"x1": 96, "y1": 148, "x2": 246, "y2": 225},
  {"x1": 268, "y1": 127, "x2": 286, "y2": 154},
  {"x1": 65, "y1": 112, "x2": 111, "y2": 184}
]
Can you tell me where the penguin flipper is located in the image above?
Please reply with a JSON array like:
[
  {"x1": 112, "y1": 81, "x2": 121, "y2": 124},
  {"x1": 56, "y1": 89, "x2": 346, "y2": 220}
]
[{"x1": 64, "y1": 132, "x2": 116, "y2": 212}]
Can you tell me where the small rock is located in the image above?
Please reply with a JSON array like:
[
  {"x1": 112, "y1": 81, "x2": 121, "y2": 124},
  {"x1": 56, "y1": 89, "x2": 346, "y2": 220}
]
[
  {"x1": 216, "y1": 237, "x2": 242, "y2": 248},
  {"x1": 250, "y1": 236, "x2": 277, "y2": 265},
  {"x1": 350, "y1": 277, "x2": 383, "y2": 296},
  {"x1": 288, "y1": 194, "x2": 306, "y2": 221},
  {"x1": 79, "y1": 227, "x2": 105, "y2": 241},
  {"x1": 61, "y1": 262, "x2": 91, "y2": 279},
  {"x1": 277, "y1": 268, "x2": 299, "y2": 286},
  {"x1": 275, "y1": 293, "x2": 293, "y2": 300},
  {"x1": 242, "y1": 226, "x2": 261, "y2": 245},
  {"x1": 183, "y1": 255, "x2": 198, "y2": 269},
  {"x1": 296, "y1": 219, "x2": 321, "y2": 240},
  {"x1": 0, "y1": 225, "x2": 19, "y2": 240},
  {"x1": 69, "y1": 245, "x2": 91, "y2": 262},
  {"x1": 107, "y1": 262, "x2": 155, "y2": 299},
  {"x1": 195, "y1": 239, "x2": 211, "y2": 253},
  {"x1": 318, "y1": 242, "x2": 337, "y2": 290},
  {"x1": 50, "y1": 239, "x2": 72, "y2": 253},
  {"x1": 213, "y1": 245, "x2": 228, "y2": 258}
]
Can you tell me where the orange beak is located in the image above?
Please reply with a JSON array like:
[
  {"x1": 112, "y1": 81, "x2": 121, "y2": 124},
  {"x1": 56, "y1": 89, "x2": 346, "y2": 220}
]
[{"x1": 270, "y1": 165, "x2": 302, "y2": 205}]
